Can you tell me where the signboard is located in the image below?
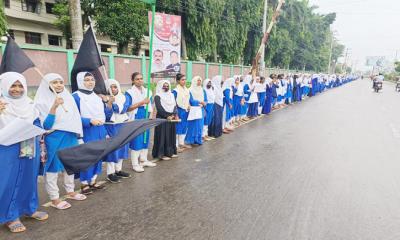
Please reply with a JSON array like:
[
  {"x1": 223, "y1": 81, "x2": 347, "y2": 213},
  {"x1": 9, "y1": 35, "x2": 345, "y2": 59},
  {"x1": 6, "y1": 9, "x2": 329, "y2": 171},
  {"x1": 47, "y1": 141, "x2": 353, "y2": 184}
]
[
  {"x1": 366, "y1": 56, "x2": 386, "y2": 67},
  {"x1": 148, "y1": 12, "x2": 181, "y2": 78}
]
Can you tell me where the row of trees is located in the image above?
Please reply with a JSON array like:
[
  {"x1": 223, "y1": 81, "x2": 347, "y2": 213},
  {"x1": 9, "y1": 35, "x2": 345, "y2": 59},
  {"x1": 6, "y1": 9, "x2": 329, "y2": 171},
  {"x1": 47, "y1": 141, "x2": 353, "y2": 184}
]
[{"x1": 0, "y1": 0, "x2": 345, "y2": 72}]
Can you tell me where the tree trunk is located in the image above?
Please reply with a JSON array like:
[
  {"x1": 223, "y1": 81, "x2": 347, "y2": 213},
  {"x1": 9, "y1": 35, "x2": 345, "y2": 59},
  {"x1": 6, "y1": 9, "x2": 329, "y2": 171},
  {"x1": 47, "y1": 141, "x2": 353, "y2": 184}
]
[
  {"x1": 69, "y1": 0, "x2": 83, "y2": 49},
  {"x1": 119, "y1": 43, "x2": 129, "y2": 55},
  {"x1": 181, "y1": 31, "x2": 187, "y2": 60}
]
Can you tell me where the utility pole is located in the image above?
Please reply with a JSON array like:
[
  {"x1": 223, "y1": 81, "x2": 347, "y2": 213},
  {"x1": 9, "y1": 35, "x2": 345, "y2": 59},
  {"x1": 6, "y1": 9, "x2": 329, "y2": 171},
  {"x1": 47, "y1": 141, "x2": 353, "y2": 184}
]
[
  {"x1": 260, "y1": 0, "x2": 268, "y2": 77},
  {"x1": 327, "y1": 32, "x2": 334, "y2": 74},
  {"x1": 69, "y1": 0, "x2": 83, "y2": 49},
  {"x1": 342, "y1": 48, "x2": 349, "y2": 73}
]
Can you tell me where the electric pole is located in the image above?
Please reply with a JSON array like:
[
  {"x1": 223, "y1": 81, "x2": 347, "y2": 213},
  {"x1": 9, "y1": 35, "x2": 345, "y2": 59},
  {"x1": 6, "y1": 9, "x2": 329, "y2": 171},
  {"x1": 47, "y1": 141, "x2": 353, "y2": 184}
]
[
  {"x1": 328, "y1": 32, "x2": 334, "y2": 74},
  {"x1": 69, "y1": 0, "x2": 83, "y2": 49},
  {"x1": 260, "y1": 0, "x2": 268, "y2": 76}
]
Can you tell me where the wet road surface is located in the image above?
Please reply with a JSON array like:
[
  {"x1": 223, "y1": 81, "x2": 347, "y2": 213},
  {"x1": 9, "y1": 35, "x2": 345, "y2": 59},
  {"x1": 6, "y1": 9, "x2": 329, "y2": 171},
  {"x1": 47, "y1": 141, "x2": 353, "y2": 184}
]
[{"x1": 3, "y1": 79, "x2": 400, "y2": 240}]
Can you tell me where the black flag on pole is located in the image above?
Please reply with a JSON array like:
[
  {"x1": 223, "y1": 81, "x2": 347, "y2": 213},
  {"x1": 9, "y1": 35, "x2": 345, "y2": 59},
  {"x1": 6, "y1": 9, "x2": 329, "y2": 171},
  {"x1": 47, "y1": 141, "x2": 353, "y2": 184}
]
[
  {"x1": 70, "y1": 25, "x2": 107, "y2": 95},
  {"x1": 0, "y1": 36, "x2": 35, "y2": 74},
  {"x1": 58, "y1": 119, "x2": 166, "y2": 175}
]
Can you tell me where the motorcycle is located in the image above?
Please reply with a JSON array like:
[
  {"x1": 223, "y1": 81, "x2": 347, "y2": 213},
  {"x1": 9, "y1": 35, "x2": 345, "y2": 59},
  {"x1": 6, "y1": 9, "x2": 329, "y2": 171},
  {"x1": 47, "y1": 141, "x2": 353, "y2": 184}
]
[
  {"x1": 373, "y1": 81, "x2": 382, "y2": 92},
  {"x1": 396, "y1": 81, "x2": 400, "y2": 92}
]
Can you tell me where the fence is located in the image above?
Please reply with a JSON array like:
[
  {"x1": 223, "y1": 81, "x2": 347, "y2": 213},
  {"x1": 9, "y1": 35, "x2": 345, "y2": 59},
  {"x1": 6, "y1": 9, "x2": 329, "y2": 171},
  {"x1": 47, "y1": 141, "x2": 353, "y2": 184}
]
[{"x1": 0, "y1": 44, "x2": 304, "y2": 88}]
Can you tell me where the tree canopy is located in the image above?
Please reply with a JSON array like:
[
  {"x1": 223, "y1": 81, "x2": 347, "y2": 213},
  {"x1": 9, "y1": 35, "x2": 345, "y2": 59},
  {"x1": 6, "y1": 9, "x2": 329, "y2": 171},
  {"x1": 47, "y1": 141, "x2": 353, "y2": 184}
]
[{"x1": 51, "y1": 0, "x2": 345, "y2": 72}]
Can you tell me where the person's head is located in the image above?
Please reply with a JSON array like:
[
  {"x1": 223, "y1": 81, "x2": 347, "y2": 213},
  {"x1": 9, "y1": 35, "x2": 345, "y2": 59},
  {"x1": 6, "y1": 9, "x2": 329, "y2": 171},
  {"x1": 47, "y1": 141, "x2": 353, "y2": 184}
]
[
  {"x1": 131, "y1": 72, "x2": 144, "y2": 87},
  {"x1": 77, "y1": 72, "x2": 95, "y2": 91},
  {"x1": 260, "y1": 76, "x2": 265, "y2": 83},
  {"x1": 170, "y1": 51, "x2": 179, "y2": 65},
  {"x1": 240, "y1": 76, "x2": 244, "y2": 82},
  {"x1": 0, "y1": 72, "x2": 27, "y2": 99},
  {"x1": 206, "y1": 80, "x2": 212, "y2": 89},
  {"x1": 176, "y1": 73, "x2": 186, "y2": 87},
  {"x1": 162, "y1": 82, "x2": 170, "y2": 92},
  {"x1": 44, "y1": 73, "x2": 65, "y2": 94},
  {"x1": 235, "y1": 78, "x2": 240, "y2": 85},
  {"x1": 196, "y1": 77, "x2": 202, "y2": 86},
  {"x1": 154, "y1": 50, "x2": 163, "y2": 65},
  {"x1": 108, "y1": 79, "x2": 121, "y2": 96}
]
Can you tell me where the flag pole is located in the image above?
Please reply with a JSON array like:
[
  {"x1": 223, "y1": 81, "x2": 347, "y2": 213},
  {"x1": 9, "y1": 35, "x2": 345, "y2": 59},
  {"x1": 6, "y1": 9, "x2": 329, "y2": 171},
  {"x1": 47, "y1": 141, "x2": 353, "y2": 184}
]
[
  {"x1": 143, "y1": 1, "x2": 156, "y2": 144},
  {"x1": 87, "y1": 16, "x2": 109, "y2": 85}
]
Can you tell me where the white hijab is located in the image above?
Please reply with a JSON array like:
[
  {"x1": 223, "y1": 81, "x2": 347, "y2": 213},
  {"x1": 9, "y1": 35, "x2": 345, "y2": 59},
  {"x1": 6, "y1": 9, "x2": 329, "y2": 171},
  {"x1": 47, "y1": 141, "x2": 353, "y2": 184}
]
[
  {"x1": 108, "y1": 79, "x2": 129, "y2": 123},
  {"x1": 189, "y1": 76, "x2": 204, "y2": 102},
  {"x1": 156, "y1": 80, "x2": 176, "y2": 113},
  {"x1": 203, "y1": 78, "x2": 215, "y2": 104},
  {"x1": 75, "y1": 71, "x2": 105, "y2": 122},
  {"x1": 233, "y1": 75, "x2": 244, "y2": 96},
  {"x1": 0, "y1": 72, "x2": 39, "y2": 129},
  {"x1": 222, "y1": 78, "x2": 234, "y2": 99},
  {"x1": 211, "y1": 75, "x2": 223, "y2": 107},
  {"x1": 34, "y1": 73, "x2": 83, "y2": 135}
]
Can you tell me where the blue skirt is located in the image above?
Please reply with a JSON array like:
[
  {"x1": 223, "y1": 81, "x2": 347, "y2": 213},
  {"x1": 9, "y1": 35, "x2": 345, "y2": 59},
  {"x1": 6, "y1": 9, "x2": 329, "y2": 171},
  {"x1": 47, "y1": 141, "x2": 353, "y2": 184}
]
[
  {"x1": 247, "y1": 102, "x2": 258, "y2": 117},
  {"x1": 176, "y1": 107, "x2": 188, "y2": 135},
  {"x1": 233, "y1": 95, "x2": 242, "y2": 117},
  {"x1": 129, "y1": 107, "x2": 150, "y2": 151},
  {"x1": 185, "y1": 109, "x2": 204, "y2": 145},
  {"x1": 106, "y1": 123, "x2": 129, "y2": 163},
  {"x1": 240, "y1": 102, "x2": 248, "y2": 116},
  {"x1": 0, "y1": 140, "x2": 40, "y2": 224},
  {"x1": 80, "y1": 125, "x2": 107, "y2": 182},
  {"x1": 258, "y1": 92, "x2": 266, "y2": 108},
  {"x1": 209, "y1": 104, "x2": 223, "y2": 138},
  {"x1": 204, "y1": 103, "x2": 214, "y2": 126}
]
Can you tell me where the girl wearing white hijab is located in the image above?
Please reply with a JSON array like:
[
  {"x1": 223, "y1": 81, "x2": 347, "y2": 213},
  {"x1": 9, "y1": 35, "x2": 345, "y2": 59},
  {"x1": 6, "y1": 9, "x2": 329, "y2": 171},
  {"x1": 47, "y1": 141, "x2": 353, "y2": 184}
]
[
  {"x1": 125, "y1": 72, "x2": 156, "y2": 173},
  {"x1": 208, "y1": 75, "x2": 224, "y2": 138},
  {"x1": 202, "y1": 78, "x2": 215, "y2": 140},
  {"x1": 104, "y1": 79, "x2": 131, "y2": 183},
  {"x1": 222, "y1": 77, "x2": 234, "y2": 133},
  {"x1": 152, "y1": 80, "x2": 179, "y2": 160},
  {"x1": 172, "y1": 73, "x2": 191, "y2": 152},
  {"x1": 185, "y1": 76, "x2": 207, "y2": 145},
  {"x1": 35, "y1": 73, "x2": 86, "y2": 210},
  {"x1": 72, "y1": 71, "x2": 112, "y2": 194},
  {"x1": 0, "y1": 72, "x2": 48, "y2": 233}
]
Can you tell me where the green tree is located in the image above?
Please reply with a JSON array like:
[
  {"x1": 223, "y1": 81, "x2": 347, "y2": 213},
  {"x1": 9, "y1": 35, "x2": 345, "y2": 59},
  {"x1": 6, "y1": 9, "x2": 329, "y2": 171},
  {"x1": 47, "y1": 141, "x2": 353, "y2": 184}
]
[
  {"x1": 53, "y1": 0, "x2": 72, "y2": 48},
  {"x1": 0, "y1": 0, "x2": 8, "y2": 36}
]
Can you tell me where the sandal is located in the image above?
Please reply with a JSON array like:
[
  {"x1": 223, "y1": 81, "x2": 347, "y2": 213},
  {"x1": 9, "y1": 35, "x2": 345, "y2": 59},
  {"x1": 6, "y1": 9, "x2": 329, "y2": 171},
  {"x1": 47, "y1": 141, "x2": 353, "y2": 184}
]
[
  {"x1": 80, "y1": 185, "x2": 93, "y2": 195},
  {"x1": 50, "y1": 201, "x2": 71, "y2": 210},
  {"x1": 28, "y1": 211, "x2": 49, "y2": 221},
  {"x1": 6, "y1": 220, "x2": 26, "y2": 233},
  {"x1": 66, "y1": 193, "x2": 87, "y2": 201},
  {"x1": 90, "y1": 182, "x2": 106, "y2": 191}
]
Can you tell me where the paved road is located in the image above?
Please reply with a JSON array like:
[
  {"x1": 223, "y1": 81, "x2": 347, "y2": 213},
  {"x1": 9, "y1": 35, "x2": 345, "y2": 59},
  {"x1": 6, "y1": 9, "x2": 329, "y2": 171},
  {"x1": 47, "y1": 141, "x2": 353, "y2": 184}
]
[{"x1": 3, "y1": 79, "x2": 400, "y2": 240}]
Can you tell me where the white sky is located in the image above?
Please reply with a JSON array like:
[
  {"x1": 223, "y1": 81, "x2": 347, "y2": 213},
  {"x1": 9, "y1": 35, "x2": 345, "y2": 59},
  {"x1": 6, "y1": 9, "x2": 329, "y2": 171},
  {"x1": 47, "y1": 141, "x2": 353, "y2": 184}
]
[{"x1": 308, "y1": 0, "x2": 400, "y2": 70}]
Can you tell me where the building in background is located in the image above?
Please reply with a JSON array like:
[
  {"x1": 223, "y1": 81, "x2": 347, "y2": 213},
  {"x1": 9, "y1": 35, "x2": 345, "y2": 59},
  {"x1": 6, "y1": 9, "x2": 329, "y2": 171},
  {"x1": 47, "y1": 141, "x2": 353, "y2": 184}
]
[{"x1": 3, "y1": 0, "x2": 150, "y2": 54}]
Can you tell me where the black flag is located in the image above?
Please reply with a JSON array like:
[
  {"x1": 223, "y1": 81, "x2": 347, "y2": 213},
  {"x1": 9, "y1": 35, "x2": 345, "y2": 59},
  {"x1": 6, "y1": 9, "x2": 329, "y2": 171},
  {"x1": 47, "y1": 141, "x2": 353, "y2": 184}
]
[
  {"x1": 70, "y1": 26, "x2": 107, "y2": 95},
  {"x1": 58, "y1": 119, "x2": 166, "y2": 175},
  {"x1": 0, "y1": 36, "x2": 35, "y2": 74}
]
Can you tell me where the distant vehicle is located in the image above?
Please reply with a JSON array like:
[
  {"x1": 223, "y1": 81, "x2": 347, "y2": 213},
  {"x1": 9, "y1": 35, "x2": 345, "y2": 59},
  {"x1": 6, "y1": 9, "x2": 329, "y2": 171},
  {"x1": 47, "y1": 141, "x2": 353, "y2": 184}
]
[
  {"x1": 396, "y1": 80, "x2": 400, "y2": 92},
  {"x1": 373, "y1": 81, "x2": 382, "y2": 92}
]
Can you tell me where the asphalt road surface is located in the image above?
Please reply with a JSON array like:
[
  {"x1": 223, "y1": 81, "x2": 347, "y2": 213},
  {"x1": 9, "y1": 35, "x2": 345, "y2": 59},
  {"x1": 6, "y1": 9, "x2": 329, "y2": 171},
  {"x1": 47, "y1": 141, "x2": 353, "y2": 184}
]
[{"x1": 3, "y1": 79, "x2": 400, "y2": 240}]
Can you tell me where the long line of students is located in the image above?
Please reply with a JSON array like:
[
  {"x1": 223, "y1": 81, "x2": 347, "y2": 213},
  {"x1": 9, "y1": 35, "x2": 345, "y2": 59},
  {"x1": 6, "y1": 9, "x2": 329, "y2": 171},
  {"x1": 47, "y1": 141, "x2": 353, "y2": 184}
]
[{"x1": 0, "y1": 71, "x2": 356, "y2": 233}]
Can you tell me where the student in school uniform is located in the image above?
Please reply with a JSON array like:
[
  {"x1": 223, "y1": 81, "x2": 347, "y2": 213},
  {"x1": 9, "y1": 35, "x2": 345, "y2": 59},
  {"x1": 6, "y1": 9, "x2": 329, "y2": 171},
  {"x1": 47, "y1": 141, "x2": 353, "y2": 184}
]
[
  {"x1": 208, "y1": 75, "x2": 224, "y2": 138},
  {"x1": 104, "y1": 79, "x2": 131, "y2": 182},
  {"x1": 202, "y1": 78, "x2": 215, "y2": 141},
  {"x1": 35, "y1": 73, "x2": 87, "y2": 210},
  {"x1": 222, "y1": 78, "x2": 234, "y2": 133},
  {"x1": 125, "y1": 72, "x2": 157, "y2": 173},
  {"x1": 185, "y1": 76, "x2": 207, "y2": 146},
  {"x1": 0, "y1": 72, "x2": 48, "y2": 233},
  {"x1": 72, "y1": 71, "x2": 111, "y2": 194}
]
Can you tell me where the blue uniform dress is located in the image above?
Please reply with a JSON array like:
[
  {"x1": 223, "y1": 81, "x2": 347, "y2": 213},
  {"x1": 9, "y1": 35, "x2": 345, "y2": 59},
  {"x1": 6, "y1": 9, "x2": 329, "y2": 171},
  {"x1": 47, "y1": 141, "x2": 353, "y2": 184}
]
[
  {"x1": 0, "y1": 119, "x2": 41, "y2": 224},
  {"x1": 204, "y1": 102, "x2": 214, "y2": 127},
  {"x1": 223, "y1": 88, "x2": 233, "y2": 122},
  {"x1": 185, "y1": 92, "x2": 206, "y2": 145},
  {"x1": 285, "y1": 82, "x2": 293, "y2": 104},
  {"x1": 125, "y1": 93, "x2": 152, "y2": 151},
  {"x1": 241, "y1": 84, "x2": 250, "y2": 116},
  {"x1": 262, "y1": 84, "x2": 273, "y2": 114},
  {"x1": 41, "y1": 114, "x2": 79, "y2": 175},
  {"x1": 232, "y1": 86, "x2": 243, "y2": 118},
  {"x1": 105, "y1": 104, "x2": 129, "y2": 163},
  {"x1": 258, "y1": 91, "x2": 266, "y2": 110},
  {"x1": 172, "y1": 90, "x2": 189, "y2": 135},
  {"x1": 73, "y1": 93, "x2": 111, "y2": 183}
]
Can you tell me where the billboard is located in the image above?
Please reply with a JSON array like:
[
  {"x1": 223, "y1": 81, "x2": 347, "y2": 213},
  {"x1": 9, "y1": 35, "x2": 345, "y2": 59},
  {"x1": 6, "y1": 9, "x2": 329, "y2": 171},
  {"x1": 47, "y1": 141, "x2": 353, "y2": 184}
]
[
  {"x1": 148, "y1": 12, "x2": 181, "y2": 78},
  {"x1": 366, "y1": 56, "x2": 386, "y2": 67}
]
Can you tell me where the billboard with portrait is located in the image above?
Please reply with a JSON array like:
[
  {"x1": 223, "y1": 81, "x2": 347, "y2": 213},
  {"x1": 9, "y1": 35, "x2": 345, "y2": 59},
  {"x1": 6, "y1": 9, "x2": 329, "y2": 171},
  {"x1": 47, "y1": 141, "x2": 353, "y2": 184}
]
[{"x1": 148, "y1": 12, "x2": 181, "y2": 78}]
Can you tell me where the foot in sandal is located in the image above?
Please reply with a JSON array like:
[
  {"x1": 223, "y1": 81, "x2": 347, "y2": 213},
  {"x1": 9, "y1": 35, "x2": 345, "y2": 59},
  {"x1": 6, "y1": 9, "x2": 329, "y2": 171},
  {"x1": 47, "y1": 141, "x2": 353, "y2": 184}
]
[
  {"x1": 50, "y1": 200, "x2": 71, "y2": 210},
  {"x1": 5, "y1": 219, "x2": 26, "y2": 233},
  {"x1": 28, "y1": 211, "x2": 49, "y2": 221},
  {"x1": 66, "y1": 192, "x2": 87, "y2": 201}
]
